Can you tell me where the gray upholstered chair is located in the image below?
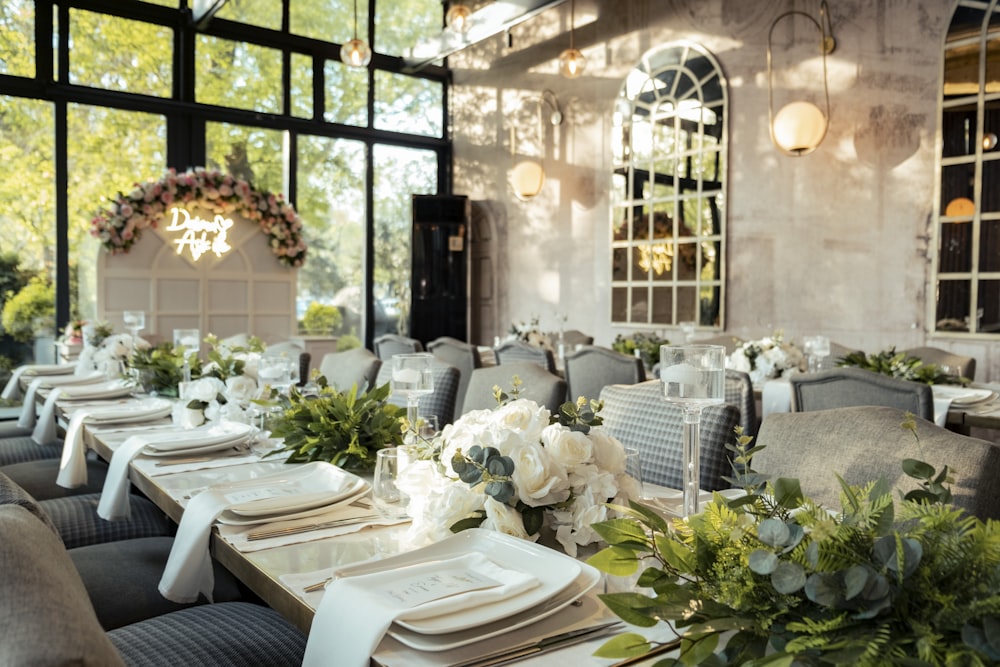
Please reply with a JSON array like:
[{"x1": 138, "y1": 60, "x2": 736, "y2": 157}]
[
  {"x1": 317, "y1": 347, "x2": 382, "y2": 392},
  {"x1": 0, "y1": 504, "x2": 305, "y2": 666},
  {"x1": 427, "y1": 336, "x2": 483, "y2": 412},
  {"x1": 558, "y1": 329, "x2": 594, "y2": 348},
  {"x1": 1, "y1": 456, "x2": 110, "y2": 500},
  {"x1": 375, "y1": 359, "x2": 461, "y2": 426},
  {"x1": 462, "y1": 362, "x2": 567, "y2": 414},
  {"x1": 695, "y1": 334, "x2": 745, "y2": 355},
  {"x1": 564, "y1": 346, "x2": 645, "y2": 404},
  {"x1": 903, "y1": 345, "x2": 977, "y2": 381},
  {"x1": 373, "y1": 333, "x2": 424, "y2": 359},
  {"x1": 725, "y1": 369, "x2": 758, "y2": 436},
  {"x1": 753, "y1": 406, "x2": 1000, "y2": 520},
  {"x1": 599, "y1": 380, "x2": 740, "y2": 491},
  {"x1": 493, "y1": 339, "x2": 557, "y2": 373},
  {"x1": 0, "y1": 435, "x2": 63, "y2": 465},
  {"x1": 788, "y1": 366, "x2": 934, "y2": 422}
]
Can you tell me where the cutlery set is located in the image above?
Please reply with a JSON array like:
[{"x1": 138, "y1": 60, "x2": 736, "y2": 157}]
[{"x1": 249, "y1": 514, "x2": 383, "y2": 542}]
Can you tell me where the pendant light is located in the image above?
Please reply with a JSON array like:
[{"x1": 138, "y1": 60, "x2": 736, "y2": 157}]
[
  {"x1": 445, "y1": 4, "x2": 472, "y2": 33},
  {"x1": 558, "y1": 0, "x2": 585, "y2": 78},
  {"x1": 341, "y1": 0, "x2": 372, "y2": 68}
]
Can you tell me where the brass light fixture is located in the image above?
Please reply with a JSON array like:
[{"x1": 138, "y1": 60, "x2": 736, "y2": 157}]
[
  {"x1": 509, "y1": 90, "x2": 564, "y2": 201},
  {"x1": 558, "y1": 0, "x2": 585, "y2": 78},
  {"x1": 445, "y1": 4, "x2": 473, "y2": 33},
  {"x1": 766, "y1": 0, "x2": 835, "y2": 156},
  {"x1": 341, "y1": 0, "x2": 372, "y2": 67}
]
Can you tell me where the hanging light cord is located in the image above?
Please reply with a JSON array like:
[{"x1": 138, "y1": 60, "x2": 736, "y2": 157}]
[
  {"x1": 352, "y1": 0, "x2": 359, "y2": 40},
  {"x1": 766, "y1": 0, "x2": 834, "y2": 145},
  {"x1": 569, "y1": 0, "x2": 576, "y2": 50}
]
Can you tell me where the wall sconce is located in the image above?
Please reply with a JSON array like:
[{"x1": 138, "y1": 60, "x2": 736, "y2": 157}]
[
  {"x1": 341, "y1": 0, "x2": 372, "y2": 67},
  {"x1": 509, "y1": 90, "x2": 564, "y2": 201},
  {"x1": 446, "y1": 4, "x2": 472, "y2": 33},
  {"x1": 558, "y1": 0, "x2": 585, "y2": 78},
  {"x1": 767, "y1": 0, "x2": 835, "y2": 156}
]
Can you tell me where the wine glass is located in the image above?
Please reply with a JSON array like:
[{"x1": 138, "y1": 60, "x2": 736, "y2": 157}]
[
  {"x1": 390, "y1": 353, "x2": 434, "y2": 442},
  {"x1": 804, "y1": 335, "x2": 830, "y2": 372},
  {"x1": 258, "y1": 355, "x2": 294, "y2": 394},
  {"x1": 660, "y1": 344, "x2": 726, "y2": 517},
  {"x1": 372, "y1": 447, "x2": 408, "y2": 519},
  {"x1": 173, "y1": 328, "x2": 200, "y2": 383},
  {"x1": 123, "y1": 310, "x2": 145, "y2": 343},
  {"x1": 679, "y1": 320, "x2": 697, "y2": 344}
]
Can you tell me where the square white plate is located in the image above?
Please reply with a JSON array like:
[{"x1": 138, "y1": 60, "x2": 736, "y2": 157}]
[
  {"x1": 931, "y1": 385, "x2": 996, "y2": 406},
  {"x1": 208, "y1": 462, "x2": 368, "y2": 518},
  {"x1": 216, "y1": 485, "x2": 370, "y2": 526},
  {"x1": 333, "y1": 529, "x2": 587, "y2": 636},
  {"x1": 141, "y1": 421, "x2": 255, "y2": 456},
  {"x1": 59, "y1": 380, "x2": 134, "y2": 400},
  {"x1": 84, "y1": 398, "x2": 174, "y2": 424}
]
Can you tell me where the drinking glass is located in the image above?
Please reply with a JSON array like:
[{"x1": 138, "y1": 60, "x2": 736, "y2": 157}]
[
  {"x1": 660, "y1": 344, "x2": 726, "y2": 517},
  {"x1": 624, "y1": 446, "x2": 643, "y2": 500},
  {"x1": 372, "y1": 448, "x2": 408, "y2": 519},
  {"x1": 390, "y1": 353, "x2": 434, "y2": 442},
  {"x1": 804, "y1": 335, "x2": 830, "y2": 372},
  {"x1": 258, "y1": 355, "x2": 293, "y2": 393},
  {"x1": 173, "y1": 328, "x2": 200, "y2": 383},
  {"x1": 123, "y1": 310, "x2": 145, "y2": 342},
  {"x1": 417, "y1": 414, "x2": 439, "y2": 440},
  {"x1": 679, "y1": 320, "x2": 696, "y2": 344}
]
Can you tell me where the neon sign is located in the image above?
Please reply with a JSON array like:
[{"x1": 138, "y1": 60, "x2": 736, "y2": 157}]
[{"x1": 165, "y1": 207, "x2": 234, "y2": 261}]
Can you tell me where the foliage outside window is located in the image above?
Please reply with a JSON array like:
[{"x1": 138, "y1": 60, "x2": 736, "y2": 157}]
[{"x1": 611, "y1": 42, "x2": 727, "y2": 331}]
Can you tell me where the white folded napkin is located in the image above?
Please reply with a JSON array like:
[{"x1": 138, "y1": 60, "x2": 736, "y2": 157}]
[
  {"x1": 933, "y1": 396, "x2": 951, "y2": 427},
  {"x1": 158, "y1": 488, "x2": 233, "y2": 604},
  {"x1": 761, "y1": 378, "x2": 792, "y2": 417},
  {"x1": 1, "y1": 366, "x2": 29, "y2": 401},
  {"x1": 302, "y1": 552, "x2": 539, "y2": 667},
  {"x1": 17, "y1": 373, "x2": 104, "y2": 429},
  {"x1": 31, "y1": 387, "x2": 64, "y2": 445},
  {"x1": 94, "y1": 434, "x2": 152, "y2": 516},
  {"x1": 56, "y1": 407, "x2": 95, "y2": 489}
]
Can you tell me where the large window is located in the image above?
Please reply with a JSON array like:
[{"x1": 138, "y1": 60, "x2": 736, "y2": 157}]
[
  {"x1": 934, "y1": 0, "x2": 1000, "y2": 336},
  {"x1": 0, "y1": 0, "x2": 447, "y2": 357}
]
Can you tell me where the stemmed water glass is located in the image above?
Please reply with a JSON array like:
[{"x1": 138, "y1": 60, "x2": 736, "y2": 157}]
[
  {"x1": 660, "y1": 344, "x2": 726, "y2": 518},
  {"x1": 123, "y1": 311, "x2": 145, "y2": 343},
  {"x1": 390, "y1": 353, "x2": 434, "y2": 443},
  {"x1": 173, "y1": 328, "x2": 201, "y2": 383},
  {"x1": 803, "y1": 335, "x2": 831, "y2": 372}
]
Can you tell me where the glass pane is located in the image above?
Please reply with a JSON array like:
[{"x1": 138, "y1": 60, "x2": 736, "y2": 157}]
[
  {"x1": 296, "y1": 136, "x2": 366, "y2": 337},
  {"x1": 986, "y1": 39, "x2": 1000, "y2": 95},
  {"x1": 942, "y1": 107, "x2": 977, "y2": 157},
  {"x1": 373, "y1": 145, "x2": 438, "y2": 337},
  {"x1": 143, "y1": 0, "x2": 178, "y2": 6},
  {"x1": 215, "y1": 0, "x2": 282, "y2": 30},
  {"x1": 977, "y1": 280, "x2": 999, "y2": 332},
  {"x1": 325, "y1": 59, "x2": 369, "y2": 126},
  {"x1": 69, "y1": 10, "x2": 172, "y2": 97},
  {"x1": 290, "y1": 53, "x2": 313, "y2": 120},
  {"x1": 205, "y1": 123, "x2": 286, "y2": 194},
  {"x1": 612, "y1": 248, "x2": 629, "y2": 281},
  {"x1": 67, "y1": 103, "x2": 166, "y2": 324},
  {"x1": 940, "y1": 162, "x2": 976, "y2": 215},
  {"x1": 196, "y1": 36, "x2": 282, "y2": 114},
  {"x1": 0, "y1": 1, "x2": 34, "y2": 78},
  {"x1": 983, "y1": 160, "x2": 1000, "y2": 212},
  {"x1": 0, "y1": 97, "x2": 54, "y2": 362},
  {"x1": 948, "y1": 6, "x2": 986, "y2": 43},
  {"x1": 935, "y1": 279, "x2": 971, "y2": 331},
  {"x1": 944, "y1": 45, "x2": 979, "y2": 99},
  {"x1": 291, "y1": 0, "x2": 365, "y2": 46},
  {"x1": 611, "y1": 287, "x2": 629, "y2": 322},
  {"x1": 651, "y1": 286, "x2": 673, "y2": 322},
  {"x1": 375, "y1": 0, "x2": 440, "y2": 57},
  {"x1": 979, "y1": 220, "x2": 1000, "y2": 271},
  {"x1": 375, "y1": 72, "x2": 443, "y2": 137}
]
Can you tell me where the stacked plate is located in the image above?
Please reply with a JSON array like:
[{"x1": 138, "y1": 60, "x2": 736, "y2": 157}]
[
  {"x1": 931, "y1": 384, "x2": 997, "y2": 407},
  {"x1": 141, "y1": 421, "x2": 255, "y2": 458},
  {"x1": 334, "y1": 529, "x2": 602, "y2": 652},
  {"x1": 58, "y1": 379, "x2": 136, "y2": 401},
  {"x1": 214, "y1": 463, "x2": 370, "y2": 526},
  {"x1": 83, "y1": 398, "x2": 174, "y2": 425},
  {"x1": 22, "y1": 363, "x2": 78, "y2": 376}
]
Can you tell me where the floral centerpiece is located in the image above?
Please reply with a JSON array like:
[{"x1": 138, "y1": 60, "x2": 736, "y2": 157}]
[
  {"x1": 507, "y1": 316, "x2": 554, "y2": 352},
  {"x1": 839, "y1": 347, "x2": 969, "y2": 385},
  {"x1": 128, "y1": 342, "x2": 198, "y2": 397},
  {"x1": 588, "y1": 425, "x2": 1000, "y2": 665},
  {"x1": 611, "y1": 331, "x2": 670, "y2": 369},
  {"x1": 396, "y1": 381, "x2": 641, "y2": 556},
  {"x1": 90, "y1": 167, "x2": 307, "y2": 268},
  {"x1": 726, "y1": 331, "x2": 804, "y2": 385}
]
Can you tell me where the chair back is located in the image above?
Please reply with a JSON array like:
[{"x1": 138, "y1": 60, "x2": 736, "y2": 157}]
[
  {"x1": 426, "y1": 337, "x2": 482, "y2": 412},
  {"x1": 903, "y1": 346, "x2": 977, "y2": 381},
  {"x1": 373, "y1": 334, "x2": 424, "y2": 360},
  {"x1": 462, "y1": 363, "x2": 567, "y2": 414},
  {"x1": 375, "y1": 360, "x2": 461, "y2": 426},
  {"x1": 599, "y1": 381, "x2": 739, "y2": 491},
  {"x1": 789, "y1": 367, "x2": 934, "y2": 421},
  {"x1": 0, "y1": 470, "x2": 58, "y2": 535},
  {"x1": 696, "y1": 334, "x2": 745, "y2": 355},
  {"x1": 725, "y1": 369, "x2": 758, "y2": 436},
  {"x1": 493, "y1": 339, "x2": 556, "y2": 373},
  {"x1": 317, "y1": 348, "x2": 382, "y2": 392},
  {"x1": 754, "y1": 406, "x2": 1000, "y2": 520},
  {"x1": 564, "y1": 346, "x2": 645, "y2": 404},
  {"x1": 559, "y1": 329, "x2": 594, "y2": 348}
]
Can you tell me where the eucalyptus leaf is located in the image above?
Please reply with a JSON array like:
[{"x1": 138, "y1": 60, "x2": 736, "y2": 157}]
[
  {"x1": 757, "y1": 518, "x2": 791, "y2": 547},
  {"x1": 748, "y1": 549, "x2": 778, "y2": 575},
  {"x1": 771, "y1": 561, "x2": 806, "y2": 594}
]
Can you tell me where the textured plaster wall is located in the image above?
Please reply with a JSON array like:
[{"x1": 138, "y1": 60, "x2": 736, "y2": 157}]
[{"x1": 449, "y1": 0, "x2": 999, "y2": 379}]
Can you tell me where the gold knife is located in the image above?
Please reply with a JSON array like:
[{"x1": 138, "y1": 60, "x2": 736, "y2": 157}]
[{"x1": 447, "y1": 620, "x2": 624, "y2": 667}]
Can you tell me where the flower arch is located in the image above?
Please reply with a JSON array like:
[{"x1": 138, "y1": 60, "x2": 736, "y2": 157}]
[{"x1": 90, "y1": 167, "x2": 307, "y2": 268}]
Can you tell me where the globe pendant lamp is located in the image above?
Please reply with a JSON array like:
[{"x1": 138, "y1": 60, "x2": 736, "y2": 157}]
[
  {"x1": 766, "y1": 0, "x2": 835, "y2": 156},
  {"x1": 558, "y1": 0, "x2": 585, "y2": 78},
  {"x1": 341, "y1": 0, "x2": 372, "y2": 67},
  {"x1": 509, "y1": 127, "x2": 545, "y2": 201},
  {"x1": 445, "y1": 4, "x2": 472, "y2": 33}
]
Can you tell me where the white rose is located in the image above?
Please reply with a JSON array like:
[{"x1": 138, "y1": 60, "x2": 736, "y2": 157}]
[
  {"x1": 493, "y1": 399, "x2": 549, "y2": 443},
  {"x1": 507, "y1": 441, "x2": 569, "y2": 507},
  {"x1": 225, "y1": 375, "x2": 258, "y2": 403},
  {"x1": 237, "y1": 352, "x2": 260, "y2": 380},
  {"x1": 218, "y1": 401, "x2": 250, "y2": 425},
  {"x1": 590, "y1": 428, "x2": 627, "y2": 474},
  {"x1": 542, "y1": 424, "x2": 593, "y2": 467},
  {"x1": 480, "y1": 497, "x2": 534, "y2": 540},
  {"x1": 726, "y1": 351, "x2": 751, "y2": 373},
  {"x1": 614, "y1": 472, "x2": 643, "y2": 504},
  {"x1": 187, "y1": 377, "x2": 225, "y2": 402},
  {"x1": 551, "y1": 489, "x2": 608, "y2": 557},
  {"x1": 172, "y1": 403, "x2": 205, "y2": 428}
]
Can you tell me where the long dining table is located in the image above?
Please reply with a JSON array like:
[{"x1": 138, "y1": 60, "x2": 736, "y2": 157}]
[{"x1": 53, "y1": 392, "x2": 679, "y2": 667}]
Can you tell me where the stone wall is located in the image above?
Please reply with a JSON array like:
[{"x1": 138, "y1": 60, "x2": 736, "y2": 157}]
[{"x1": 448, "y1": 0, "x2": 997, "y2": 379}]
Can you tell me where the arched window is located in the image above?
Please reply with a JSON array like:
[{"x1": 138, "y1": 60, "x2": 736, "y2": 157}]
[{"x1": 611, "y1": 42, "x2": 727, "y2": 331}]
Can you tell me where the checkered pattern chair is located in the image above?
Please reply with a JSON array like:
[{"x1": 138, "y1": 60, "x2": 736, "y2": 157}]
[
  {"x1": 599, "y1": 380, "x2": 740, "y2": 491},
  {"x1": 462, "y1": 362, "x2": 567, "y2": 414},
  {"x1": 1, "y1": 456, "x2": 110, "y2": 499},
  {"x1": 725, "y1": 369, "x2": 758, "y2": 436},
  {"x1": 427, "y1": 337, "x2": 483, "y2": 412},
  {"x1": 754, "y1": 406, "x2": 1000, "y2": 520},
  {"x1": 375, "y1": 359, "x2": 461, "y2": 426},
  {"x1": 0, "y1": 436, "x2": 62, "y2": 465},
  {"x1": 493, "y1": 340, "x2": 557, "y2": 374},
  {"x1": 0, "y1": 504, "x2": 305, "y2": 666},
  {"x1": 373, "y1": 334, "x2": 424, "y2": 360},
  {"x1": 564, "y1": 346, "x2": 645, "y2": 404},
  {"x1": 789, "y1": 366, "x2": 934, "y2": 421}
]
